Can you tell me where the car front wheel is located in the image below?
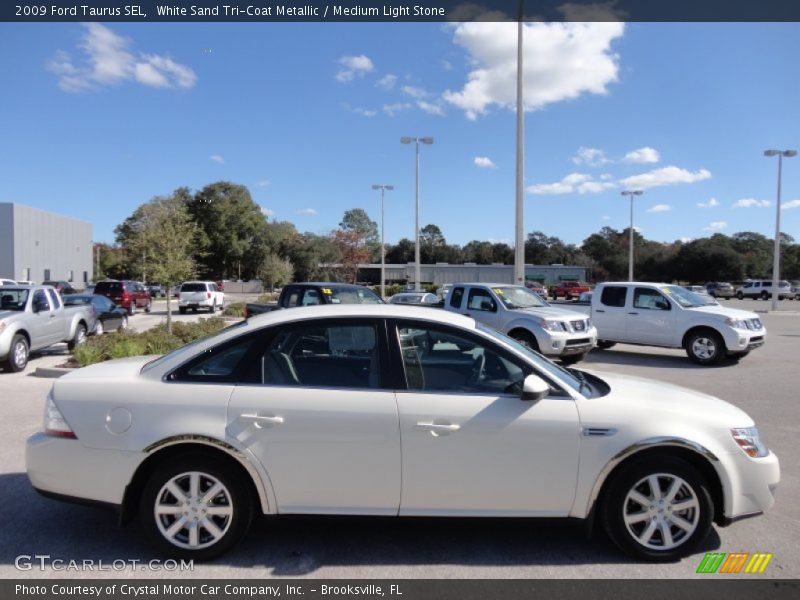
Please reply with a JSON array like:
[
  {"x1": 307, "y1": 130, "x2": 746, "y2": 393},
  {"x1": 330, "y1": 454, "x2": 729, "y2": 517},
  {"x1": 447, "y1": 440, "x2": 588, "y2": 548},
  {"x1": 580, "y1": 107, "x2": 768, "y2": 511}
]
[
  {"x1": 3, "y1": 334, "x2": 29, "y2": 372},
  {"x1": 602, "y1": 456, "x2": 713, "y2": 561},
  {"x1": 510, "y1": 330, "x2": 540, "y2": 353},
  {"x1": 140, "y1": 455, "x2": 253, "y2": 560},
  {"x1": 685, "y1": 330, "x2": 726, "y2": 365}
]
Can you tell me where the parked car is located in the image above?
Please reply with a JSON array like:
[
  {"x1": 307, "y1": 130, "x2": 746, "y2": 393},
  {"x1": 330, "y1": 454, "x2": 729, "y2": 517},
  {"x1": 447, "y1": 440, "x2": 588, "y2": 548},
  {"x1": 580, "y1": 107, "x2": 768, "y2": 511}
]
[
  {"x1": 26, "y1": 304, "x2": 780, "y2": 561},
  {"x1": 444, "y1": 283, "x2": 596, "y2": 364},
  {"x1": 550, "y1": 281, "x2": 591, "y2": 301},
  {"x1": 682, "y1": 286, "x2": 718, "y2": 306},
  {"x1": 525, "y1": 281, "x2": 549, "y2": 301},
  {"x1": 41, "y1": 280, "x2": 78, "y2": 295},
  {"x1": 0, "y1": 279, "x2": 18, "y2": 286},
  {"x1": 790, "y1": 281, "x2": 800, "y2": 300},
  {"x1": 705, "y1": 282, "x2": 735, "y2": 299},
  {"x1": 388, "y1": 292, "x2": 439, "y2": 305},
  {"x1": 93, "y1": 280, "x2": 152, "y2": 315},
  {"x1": 571, "y1": 282, "x2": 765, "y2": 365},
  {"x1": 0, "y1": 285, "x2": 93, "y2": 372},
  {"x1": 178, "y1": 281, "x2": 224, "y2": 314},
  {"x1": 15, "y1": 280, "x2": 36, "y2": 286},
  {"x1": 436, "y1": 283, "x2": 453, "y2": 301},
  {"x1": 146, "y1": 283, "x2": 166, "y2": 298},
  {"x1": 244, "y1": 283, "x2": 383, "y2": 317},
  {"x1": 63, "y1": 294, "x2": 128, "y2": 335},
  {"x1": 735, "y1": 280, "x2": 793, "y2": 300}
]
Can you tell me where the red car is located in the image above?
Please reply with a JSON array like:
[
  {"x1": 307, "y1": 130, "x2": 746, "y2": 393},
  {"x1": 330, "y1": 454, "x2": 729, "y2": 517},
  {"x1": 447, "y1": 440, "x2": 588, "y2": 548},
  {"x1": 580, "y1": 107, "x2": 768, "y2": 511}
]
[
  {"x1": 550, "y1": 281, "x2": 591, "y2": 300},
  {"x1": 93, "y1": 280, "x2": 152, "y2": 315}
]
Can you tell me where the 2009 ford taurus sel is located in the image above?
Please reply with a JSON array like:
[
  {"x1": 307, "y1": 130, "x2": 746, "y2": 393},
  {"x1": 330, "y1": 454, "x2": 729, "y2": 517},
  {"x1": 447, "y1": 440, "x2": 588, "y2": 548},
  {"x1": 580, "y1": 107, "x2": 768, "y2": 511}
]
[{"x1": 26, "y1": 305, "x2": 779, "y2": 561}]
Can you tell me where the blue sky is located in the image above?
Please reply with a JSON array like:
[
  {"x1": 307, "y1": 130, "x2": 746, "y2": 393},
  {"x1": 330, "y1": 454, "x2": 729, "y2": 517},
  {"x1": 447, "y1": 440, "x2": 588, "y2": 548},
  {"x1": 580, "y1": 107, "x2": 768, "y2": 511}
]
[{"x1": 1, "y1": 21, "x2": 799, "y2": 246}]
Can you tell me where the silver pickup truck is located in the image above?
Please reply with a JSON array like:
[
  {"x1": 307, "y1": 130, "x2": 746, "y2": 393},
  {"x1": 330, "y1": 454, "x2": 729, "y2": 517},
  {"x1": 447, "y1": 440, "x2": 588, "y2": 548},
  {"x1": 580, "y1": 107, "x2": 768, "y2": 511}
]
[{"x1": 0, "y1": 285, "x2": 94, "y2": 372}]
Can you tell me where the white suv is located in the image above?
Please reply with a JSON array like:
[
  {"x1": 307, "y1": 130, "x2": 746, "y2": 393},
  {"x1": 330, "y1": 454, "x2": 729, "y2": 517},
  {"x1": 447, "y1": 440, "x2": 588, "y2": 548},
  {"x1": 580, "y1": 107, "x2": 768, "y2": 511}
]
[
  {"x1": 178, "y1": 281, "x2": 224, "y2": 314},
  {"x1": 735, "y1": 280, "x2": 792, "y2": 300}
]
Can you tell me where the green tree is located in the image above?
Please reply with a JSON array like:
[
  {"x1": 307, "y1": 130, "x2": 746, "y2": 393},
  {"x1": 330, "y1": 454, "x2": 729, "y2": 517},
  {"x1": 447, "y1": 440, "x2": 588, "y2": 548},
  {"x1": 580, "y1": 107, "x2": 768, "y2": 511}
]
[
  {"x1": 386, "y1": 238, "x2": 415, "y2": 264},
  {"x1": 115, "y1": 193, "x2": 197, "y2": 333},
  {"x1": 259, "y1": 253, "x2": 294, "y2": 291}
]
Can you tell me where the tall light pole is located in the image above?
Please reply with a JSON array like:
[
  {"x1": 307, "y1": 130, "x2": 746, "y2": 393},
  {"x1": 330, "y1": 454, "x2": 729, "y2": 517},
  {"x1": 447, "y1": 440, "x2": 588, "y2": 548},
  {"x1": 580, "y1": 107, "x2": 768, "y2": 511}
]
[
  {"x1": 621, "y1": 190, "x2": 643, "y2": 281},
  {"x1": 764, "y1": 149, "x2": 797, "y2": 311},
  {"x1": 514, "y1": 0, "x2": 525, "y2": 285},
  {"x1": 371, "y1": 184, "x2": 394, "y2": 299},
  {"x1": 401, "y1": 136, "x2": 433, "y2": 290}
]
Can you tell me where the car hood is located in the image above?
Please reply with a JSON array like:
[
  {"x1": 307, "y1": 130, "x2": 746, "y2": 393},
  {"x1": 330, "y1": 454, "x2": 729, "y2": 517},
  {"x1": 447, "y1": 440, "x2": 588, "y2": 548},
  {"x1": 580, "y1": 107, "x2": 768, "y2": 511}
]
[
  {"x1": 583, "y1": 369, "x2": 753, "y2": 428},
  {"x1": 686, "y1": 305, "x2": 760, "y2": 320},
  {"x1": 0, "y1": 311, "x2": 22, "y2": 321},
  {"x1": 58, "y1": 355, "x2": 158, "y2": 380},
  {"x1": 512, "y1": 305, "x2": 589, "y2": 320}
]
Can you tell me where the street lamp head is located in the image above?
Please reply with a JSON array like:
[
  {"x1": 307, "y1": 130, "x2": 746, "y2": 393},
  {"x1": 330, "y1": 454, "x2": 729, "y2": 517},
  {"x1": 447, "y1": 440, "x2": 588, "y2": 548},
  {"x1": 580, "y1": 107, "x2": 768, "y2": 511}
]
[
  {"x1": 764, "y1": 150, "x2": 780, "y2": 157},
  {"x1": 785, "y1": 150, "x2": 798, "y2": 157},
  {"x1": 421, "y1": 137, "x2": 434, "y2": 145},
  {"x1": 400, "y1": 137, "x2": 413, "y2": 144},
  {"x1": 371, "y1": 184, "x2": 381, "y2": 190},
  {"x1": 621, "y1": 190, "x2": 643, "y2": 196},
  {"x1": 385, "y1": 185, "x2": 395, "y2": 190}
]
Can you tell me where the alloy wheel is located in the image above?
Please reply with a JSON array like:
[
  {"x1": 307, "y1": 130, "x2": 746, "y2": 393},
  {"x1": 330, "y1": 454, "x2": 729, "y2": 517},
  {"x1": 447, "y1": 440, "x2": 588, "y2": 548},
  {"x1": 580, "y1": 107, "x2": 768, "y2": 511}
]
[
  {"x1": 13, "y1": 340, "x2": 28, "y2": 370},
  {"x1": 691, "y1": 337, "x2": 716, "y2": 360}
]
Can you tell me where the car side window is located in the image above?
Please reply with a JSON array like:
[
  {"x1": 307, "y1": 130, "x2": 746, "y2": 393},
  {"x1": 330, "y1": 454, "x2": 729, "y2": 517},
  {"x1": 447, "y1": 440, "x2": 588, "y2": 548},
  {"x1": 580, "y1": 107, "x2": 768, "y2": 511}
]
[
  {"x1": 261, "y1": 322, "x2": 381, "y2": 389},
  {"x1": 302, "y1": 289, "x2": 322, "y2": 306},
  {"x1": 46, "y1": 289, "x2": 61, "y2": 309},
  {"x1": 170, "y1": 336, "x2": 258, "y2": 383},
  {"x1": 33, "y1": 290, "x2": 50, "y2": 311},
  {"x1": 449, "y1": 287, "x2": 464, "y2": 308},
  {"x1": 633, "y1": 288, "x2": 670, "y2": 310},
  {"x1": 284, "y1": 289, "x2": 302, "y2": 307},
  {"x1": 397, "y1": 324, "x2": 527, "y2": 395},
  {"x1": 467, "y1": 288, "x2": 496, "y2": 312},
  {"x1": 601, "y1": 286, "x2": 627, "y2": 307}
]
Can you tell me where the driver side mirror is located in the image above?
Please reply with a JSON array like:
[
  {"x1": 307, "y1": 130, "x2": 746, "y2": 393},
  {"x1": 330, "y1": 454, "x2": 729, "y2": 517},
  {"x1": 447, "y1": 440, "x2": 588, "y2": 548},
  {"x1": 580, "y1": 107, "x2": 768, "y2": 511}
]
[
  {"x1": 33, "y1": 301, "x2": 48, "y2": 313},
  {"x1": 521, "y1": 374, "x2": 549, "y2": 402},
  {"x1": 480, "y1": 299, "x2": 496, "y2": 312}
]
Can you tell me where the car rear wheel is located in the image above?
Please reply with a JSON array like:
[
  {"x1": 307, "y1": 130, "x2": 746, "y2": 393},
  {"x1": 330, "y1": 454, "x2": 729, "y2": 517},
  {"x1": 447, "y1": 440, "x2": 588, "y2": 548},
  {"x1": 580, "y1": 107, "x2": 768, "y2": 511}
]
[
  {"x1": 128, "y1": 303, "x2": 137, "y2": 316},
  {"x1": 3, "y1": 334, "x2": 29, "y2": 372},
  {"x1": 118, "y1": 316, "x2": 128, "y2": 331},
  {"x1": 145, "y1": 300, "x2": 152, "y2": 313},
  {"x1": 760, "y1": 291, "x2": 769, "y2": 300},
  {"x1": 67, "y1": 323, "x2": 87, "y2": 350},
  {"x1": 178, "y1": 307, "x2": 187, "y2": 315},
  {"x1": 602, "y1": 456, "x2": 713, "y2": 561},
  {"x1": 94, "y1": 321, "x2": 104, "y2": 336},
  {"x1": 685, "y1": 330, "x2": 726, "y2": 365},
  {"x1": 140, "y1": 455, "x2": 253, "y2": 560}
]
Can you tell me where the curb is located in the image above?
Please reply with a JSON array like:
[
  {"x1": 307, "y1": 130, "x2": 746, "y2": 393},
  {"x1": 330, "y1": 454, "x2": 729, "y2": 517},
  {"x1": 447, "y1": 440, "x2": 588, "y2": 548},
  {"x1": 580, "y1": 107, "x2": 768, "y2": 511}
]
[{"x1": 33, "y1": 366, "x2": 72, "y2": 378}]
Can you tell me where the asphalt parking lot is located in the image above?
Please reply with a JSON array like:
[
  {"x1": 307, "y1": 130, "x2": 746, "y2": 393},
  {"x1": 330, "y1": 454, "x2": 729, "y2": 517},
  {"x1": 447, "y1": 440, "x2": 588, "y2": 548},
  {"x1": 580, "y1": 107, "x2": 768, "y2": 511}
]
[{"x1": 0, "y1": 298, "x2": 797, "y2": 579}]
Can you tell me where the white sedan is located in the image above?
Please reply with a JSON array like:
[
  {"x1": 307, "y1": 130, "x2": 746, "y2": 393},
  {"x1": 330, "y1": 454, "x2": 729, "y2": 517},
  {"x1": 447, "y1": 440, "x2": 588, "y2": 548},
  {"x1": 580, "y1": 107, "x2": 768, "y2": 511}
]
[{"x1": 26, "y1": 305, "x2": 779, "y2": 561}]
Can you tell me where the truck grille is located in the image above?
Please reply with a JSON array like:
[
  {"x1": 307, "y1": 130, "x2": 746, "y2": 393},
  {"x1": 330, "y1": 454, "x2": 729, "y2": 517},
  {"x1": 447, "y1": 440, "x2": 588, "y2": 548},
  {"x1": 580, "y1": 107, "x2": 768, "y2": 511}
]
[
  {"x1": 569, "y1": 319, "x2": 591, "y2": 333},
  {"x1": 746, "y1": 318, "x2": 763, "y2": 330}
]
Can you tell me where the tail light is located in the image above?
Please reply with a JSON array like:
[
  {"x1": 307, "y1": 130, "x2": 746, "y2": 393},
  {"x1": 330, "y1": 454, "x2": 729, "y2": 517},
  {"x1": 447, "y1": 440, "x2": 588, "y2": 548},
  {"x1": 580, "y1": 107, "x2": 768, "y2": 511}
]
[
  {"x1": 44, "y1": 395, "x2": 76, "y2": 439},
  {"x1": 122, "y1": 292, "x2": 130, "y2": 302}
]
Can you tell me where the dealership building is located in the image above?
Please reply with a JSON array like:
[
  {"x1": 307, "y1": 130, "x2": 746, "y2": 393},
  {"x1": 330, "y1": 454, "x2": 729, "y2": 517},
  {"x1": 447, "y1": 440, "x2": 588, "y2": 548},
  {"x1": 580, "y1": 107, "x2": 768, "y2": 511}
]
[
  {"x1": 357, "y1": 263, "x2": 588, "y2": 286},
  {"x1": 0, "y1": 203, "x2": 93, "y2": 285}
]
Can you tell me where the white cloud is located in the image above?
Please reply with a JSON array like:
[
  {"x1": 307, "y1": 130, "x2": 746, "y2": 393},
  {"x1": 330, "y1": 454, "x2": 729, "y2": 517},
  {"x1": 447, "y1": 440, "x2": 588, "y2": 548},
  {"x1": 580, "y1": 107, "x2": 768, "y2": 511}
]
[
  {"x1": 402, "y1": 85, "x2": 428, "y2": 99},
  {"x1": 647, "y1": 204, "x2": 672, "y2": 213},
  {"x1": 782, "y1": 199, "x2": 800, "y2": 210},
  {"x1": 443, "y1": 22, "x2": 624, "y2": 120},
  {"x1": 336, "y1": 55, "x2": 374, "y2": 82},
  {"x1": 416, "y1": 100, "x2": 445, "y2": 116},
  {"x1": 528, "y1": 172, "x2": 615, "y2": 195},
  {"x1": 209, "y1": 154, "x2": 225, "y2": 164},
  {"x1": 353, "y1": 107, "x2": 377, "y2": 117},
  {"x1": 383, "y1": 102, "x2": 412, "y2": 117},
  {"x1": 260, "y1": 207, "x2": 275, "y2": 217},
  {"x1": 474, "y1": 156, "x2": 496, "y2": 169},
  {"x1": 680, "y1": 237, "x2": 694, "y2": 243},
  {"x1": 571, "y1": 147, "x2": 611, "y2": 167},
  {"x1": 619, "y1": 166, "x2": 711, "y2": 190},
  {"x1": 440, "y1": 59, "x2": 453, "y2": 71},
  {"x1": 375, "y1": 74, "x2": 397, "y2": 90},
  {"x1": 257, "y1": 180, "x2": 271, "y2": 187},
  {"x1": 733, "y1": 198, "x2": 770, "y2": 208},
  {"x1": 296, "y1": 208, "x2": 317, "y2": 216},
  {"x1": 48, "y1": 23, "x2": 196, "y2": 92},
  {"x1": 697, "y1": 197, "x2": 719, "y2": 208},
  {"x1": 623, "y1": 147, "x2": 660, "y2": 164},
  {"x1": 704, "y1": 221, "x2": 728, "y2": 232},
  {"x1": 602, "y1": 215, "x2": 611, "y2": 220}
]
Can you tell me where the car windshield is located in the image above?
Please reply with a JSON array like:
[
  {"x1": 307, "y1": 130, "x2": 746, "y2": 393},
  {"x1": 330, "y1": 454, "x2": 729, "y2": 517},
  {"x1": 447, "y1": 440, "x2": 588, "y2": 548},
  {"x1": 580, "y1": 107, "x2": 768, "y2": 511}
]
[
  {"x1": 328, "y1": 287, "x2": 382, "y2": 304},
  {"x1": 494, "y1": 286, "x2": 549, "y2": 309},
  {"x1": 661, "y1": 285, "x2": 707, "y2": 308},
  {"x1": 141, "y1": 321, "x2": 247, "y2": 373},
  {"x1": 476, "y1": 324, "x2": 588, "y2": 397},
  {"x1": 0, "y1": 289, "x2": 30, "y2": 311}
]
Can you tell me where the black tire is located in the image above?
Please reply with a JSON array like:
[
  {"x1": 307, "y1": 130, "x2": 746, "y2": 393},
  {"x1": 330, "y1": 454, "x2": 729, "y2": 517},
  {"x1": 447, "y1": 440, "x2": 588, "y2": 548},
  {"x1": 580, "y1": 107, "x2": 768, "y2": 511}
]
[
  {"x1": 128, "y1": 302, "x2": 137, "y2": 316},
  {"x1": 510, "y1": 330, "x2": 541, "y2": 353},
  {"x1": 560, "y1": 352, "x2": 587, "y2": 365},
  {"x1": 736, "y1": 291, "x2": 744, "y2": 300},
  {"x1": 145, "y1": 300, "x2": 152, "y2": 313},
  {"x1": 684, "y1": 329, "x2": 726, "y2": 365},
  {"x1": 140, "y1": 454, "x2": 253, "y2": 560},
  {"x1": 179, "y1": 307, "x2": 187, "y2": 315},
  {"x1": 3, "y1": 334, "x2": 29, "y2": 372},
  {"x1": 597, "y1": 340, "x2": 617, "y2": 350},
  {"x1": 67, "y1": 323, "x2": 87, "y2": 351},
  {"x1": 602, "y1": 455, "x2": 713, "y2": 562},
  {"x1": 565, "y1": 293, "x2": 572, "y2": 301},
  {"x1": 760, "y1": 291, "x2": 769, "y2": 300},
  {"x1": 118, "y1": 316, "x2": 128, "y2": 332}
]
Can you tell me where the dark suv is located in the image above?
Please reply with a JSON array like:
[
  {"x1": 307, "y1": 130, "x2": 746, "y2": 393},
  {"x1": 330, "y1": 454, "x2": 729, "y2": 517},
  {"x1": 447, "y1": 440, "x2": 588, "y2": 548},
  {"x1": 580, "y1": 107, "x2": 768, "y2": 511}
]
[
  {"x1": 93, "y1": 280, "x2": 152, "y2": 315},
  {"x1": 42, "y1": 280, "x2": 78, "y2": 295}
]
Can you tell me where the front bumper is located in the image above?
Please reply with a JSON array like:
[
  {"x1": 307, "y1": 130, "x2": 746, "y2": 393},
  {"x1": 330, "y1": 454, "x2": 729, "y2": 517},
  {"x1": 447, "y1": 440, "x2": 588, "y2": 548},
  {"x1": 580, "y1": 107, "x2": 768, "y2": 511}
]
[
  {"x1": 721, "y1": 326, "x2": 767, "y2": 354},
  {"x1": 723, "y1": 450, "x2": 780, "y2": 523},
  {"x1": 539, "y1": 328, "x2": 598, "y2": 357},
  {"x1": 26, "y1": 432, "x2": 143, "y2": 506}
]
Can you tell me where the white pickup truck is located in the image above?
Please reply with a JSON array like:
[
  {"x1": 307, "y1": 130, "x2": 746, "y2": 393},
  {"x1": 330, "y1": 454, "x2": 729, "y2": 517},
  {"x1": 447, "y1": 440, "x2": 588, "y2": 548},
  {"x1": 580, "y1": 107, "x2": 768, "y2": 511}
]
[
  {"x1": 0, "y1": 285, "x2": 94, "y2": 372},
  {"x1": 570, "y1": 282, "x2": 766, "y2": 365},
  {"x1": 444, "y1": 283, "x2": 597, "y2": 364}
]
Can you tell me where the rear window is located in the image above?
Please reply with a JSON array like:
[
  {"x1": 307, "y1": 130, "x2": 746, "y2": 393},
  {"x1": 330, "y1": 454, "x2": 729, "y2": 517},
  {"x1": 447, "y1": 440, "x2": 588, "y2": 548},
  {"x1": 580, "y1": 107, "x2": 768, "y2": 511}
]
[
  {"x1": 601, "y1": 286, "x2": 628, "y2": 307},
  {"x1": 327, "y1": 287, "x2": 382, "y2": 304},
  {"x1": 95, "y1": 282, "x2": 122, "y2": 293},
  {"x1": 181, "y1": 283, "x2": 208, "y2": 292},
  {"x1": 63, "y1": 296, "x2": 91, "y2": 306},
  {"x1": 450, "y1": 287, "x2": 465, "y2": 308}
]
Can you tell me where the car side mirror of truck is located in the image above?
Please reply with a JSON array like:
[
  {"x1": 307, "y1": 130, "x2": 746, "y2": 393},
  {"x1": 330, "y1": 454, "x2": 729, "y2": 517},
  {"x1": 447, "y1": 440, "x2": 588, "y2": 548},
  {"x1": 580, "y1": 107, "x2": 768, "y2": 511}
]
[
  {"x1": 481, "y1": 299, "x2": 496, "y2": 312},
  {"x1": 521, "y1": 374, "x2": 550, "y2": 402},
  {"x1": 33, "y1": 301, "x2": 47, "y2": 313}
]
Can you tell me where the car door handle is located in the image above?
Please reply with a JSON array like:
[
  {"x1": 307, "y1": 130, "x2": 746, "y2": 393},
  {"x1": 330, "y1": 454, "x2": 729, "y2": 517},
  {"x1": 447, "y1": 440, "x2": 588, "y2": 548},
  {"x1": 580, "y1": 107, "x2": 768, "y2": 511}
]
[
  {"x1": 628, "y1": 312, "x2": 639, "y2": 315},
  {"x1": 595, "y1": 309, "x2": 605, "y2": 313},
  {"x1": 240, "y1": 414, "x2": 284, "y2": 427},
  {"x1": 416, "y1": 422, "x2": 460, "y2": 436}
]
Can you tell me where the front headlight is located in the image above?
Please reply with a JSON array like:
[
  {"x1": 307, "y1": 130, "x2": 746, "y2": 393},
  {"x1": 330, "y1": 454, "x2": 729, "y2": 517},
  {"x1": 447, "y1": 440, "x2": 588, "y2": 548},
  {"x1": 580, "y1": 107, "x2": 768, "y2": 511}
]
[
  {"x1": 540, "y1": 320, "x2": 565, "y2": 332},
  {"x1": 731, "y1": 427, "x2": 768, "y2": 458},
  {"x1": 725, "y1": 317, "x2": 748, "y2": 329}
]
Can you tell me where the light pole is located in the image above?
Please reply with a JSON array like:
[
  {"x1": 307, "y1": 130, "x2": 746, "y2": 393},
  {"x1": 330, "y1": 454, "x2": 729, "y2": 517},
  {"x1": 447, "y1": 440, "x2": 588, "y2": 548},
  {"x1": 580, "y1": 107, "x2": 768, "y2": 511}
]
[
  {"x1": 401, "y1": 136, "x2": 433, "y2": 290},
  {"x1": 621, "y1": 190, "x2": 643, "y2": 281},
  {"x1": 764, "y1": 149, "x2": 797, "y2": 311},
  {"x1": 514, "y1": 0, "x2": 525, "y2": 285},
  {"x1": 371, "y1": 184, "x2": 394, "y2": 299}
]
